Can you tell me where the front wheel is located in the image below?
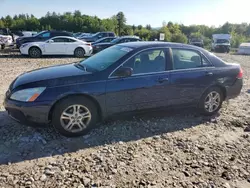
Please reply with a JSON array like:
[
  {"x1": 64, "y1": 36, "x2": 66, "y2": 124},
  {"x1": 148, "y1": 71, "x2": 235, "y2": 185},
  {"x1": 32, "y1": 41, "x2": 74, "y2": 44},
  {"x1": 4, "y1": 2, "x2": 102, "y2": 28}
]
[
  {"x1": 29, "y1": 47, "x2": 42, "y2": 58},
  {"x1": 52, "y1": 96, "x2": 98, "y2": 137},
  {"x1": 198, "y1": 87, "x2": 223, "y2": 116},
  {"x1": 1, "y1": 44, "x2": 5, "y2": 50}
]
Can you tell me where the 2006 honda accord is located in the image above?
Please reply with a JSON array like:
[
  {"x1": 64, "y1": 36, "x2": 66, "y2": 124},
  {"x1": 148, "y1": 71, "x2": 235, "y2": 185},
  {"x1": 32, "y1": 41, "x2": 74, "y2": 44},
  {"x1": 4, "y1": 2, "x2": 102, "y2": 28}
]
[{"x1": 4, "y1": 42, "x2": 243, "y2": 137}]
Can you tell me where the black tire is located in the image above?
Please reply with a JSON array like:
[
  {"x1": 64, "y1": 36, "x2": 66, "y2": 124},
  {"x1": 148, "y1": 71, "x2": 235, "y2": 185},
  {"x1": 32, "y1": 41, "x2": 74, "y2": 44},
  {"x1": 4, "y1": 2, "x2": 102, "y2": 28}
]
[
  {"x1": 198, "y1": 87, "x2": 223, "y2": 116},
  {"x1": 52, "y1": 96, "x2": 98, "y2": 137},
  {"x1": 29, "y1": 47, "x2": 42, "y2": 58},
  {"x1": 1, "y1": 44, "x2": 5, "y2": 50},
  {"x1": 74, "y1": 47, "x2": 85, "y2": 58}
]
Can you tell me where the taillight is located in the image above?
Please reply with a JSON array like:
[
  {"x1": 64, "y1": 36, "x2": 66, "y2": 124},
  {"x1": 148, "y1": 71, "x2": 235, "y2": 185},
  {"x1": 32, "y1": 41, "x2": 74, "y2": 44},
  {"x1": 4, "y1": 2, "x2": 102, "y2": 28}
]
[
  {"x1": 237, "y1": 67, "x2": 243, "y2": 79},
  {"x1": 86, "y1": 43, "x2": 91, "y2": 46}
]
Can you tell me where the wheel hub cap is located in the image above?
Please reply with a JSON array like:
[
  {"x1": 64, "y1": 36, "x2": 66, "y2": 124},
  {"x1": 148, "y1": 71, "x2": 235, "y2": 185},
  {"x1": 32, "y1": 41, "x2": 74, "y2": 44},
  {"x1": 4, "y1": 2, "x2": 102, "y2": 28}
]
[
  {"x1": 60, "y1": 105, "x2": 91, "y2": 133},
  {"x1": 204, "y1": 91, "x2": 221, "y2": 113}
]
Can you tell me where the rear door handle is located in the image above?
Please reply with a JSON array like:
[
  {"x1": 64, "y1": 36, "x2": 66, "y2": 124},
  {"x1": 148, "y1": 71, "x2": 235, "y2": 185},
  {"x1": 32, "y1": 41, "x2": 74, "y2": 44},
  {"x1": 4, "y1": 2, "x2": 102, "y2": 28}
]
[
  {"x1": 158, "y1": 77, "x2": 169, "y2": 83},
  {"x1": 205, "y1": 72, "x2": 213, "y2": 76}
]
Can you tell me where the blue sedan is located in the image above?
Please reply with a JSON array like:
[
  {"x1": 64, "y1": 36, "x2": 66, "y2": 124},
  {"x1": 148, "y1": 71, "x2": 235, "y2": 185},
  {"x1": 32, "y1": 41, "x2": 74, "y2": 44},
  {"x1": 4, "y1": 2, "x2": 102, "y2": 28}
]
[{"x1": 4, "y1": 42, "x2": 243, "y2": 137}]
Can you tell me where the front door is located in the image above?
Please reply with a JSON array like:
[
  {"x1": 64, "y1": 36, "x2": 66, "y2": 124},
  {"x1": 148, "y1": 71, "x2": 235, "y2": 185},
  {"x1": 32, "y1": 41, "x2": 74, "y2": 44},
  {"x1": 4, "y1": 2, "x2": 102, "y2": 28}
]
[
  {"x1": 105, "y1": 48, "x2": 172, "y2": 115},
  {"x1": 44, "y1": 37, "x2": 67, "y2": 54},
  {"x1": 168, "y1": 48, "x2": 215, "y2": 106}
]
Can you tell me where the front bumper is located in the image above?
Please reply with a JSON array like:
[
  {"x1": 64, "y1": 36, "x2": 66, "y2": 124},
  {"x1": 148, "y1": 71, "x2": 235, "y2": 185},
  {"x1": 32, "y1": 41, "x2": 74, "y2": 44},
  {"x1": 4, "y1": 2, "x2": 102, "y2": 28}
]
[
  {"x1": 215, "y1": 45, "x2": 230, "y2": 52},
  {"x1": 4, "y1": 98, "x2": 51, "y2": 126},
  {"x1": 19, "y1": 47, "x2": 28, "y2": 55},
  {"x1": 226, "y1": 79, "x2": 243, "y2": 100}
]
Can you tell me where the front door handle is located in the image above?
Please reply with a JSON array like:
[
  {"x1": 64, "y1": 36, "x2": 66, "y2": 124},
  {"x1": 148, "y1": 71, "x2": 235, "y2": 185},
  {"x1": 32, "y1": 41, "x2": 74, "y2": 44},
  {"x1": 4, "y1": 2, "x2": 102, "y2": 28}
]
[
  {"x1": 205, "y1": 72, "x2": 213, "y2": 76},
  {"x1": 158, "y1": 77, "x2": 169, "y2": 83}
]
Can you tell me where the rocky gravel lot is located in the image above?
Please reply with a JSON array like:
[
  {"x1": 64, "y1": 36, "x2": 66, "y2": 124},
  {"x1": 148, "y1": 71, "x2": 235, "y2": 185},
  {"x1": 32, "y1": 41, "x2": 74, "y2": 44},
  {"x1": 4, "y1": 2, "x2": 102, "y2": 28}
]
[{"x1": 0, "y1": 50, "x2": 249, "y2": 188}]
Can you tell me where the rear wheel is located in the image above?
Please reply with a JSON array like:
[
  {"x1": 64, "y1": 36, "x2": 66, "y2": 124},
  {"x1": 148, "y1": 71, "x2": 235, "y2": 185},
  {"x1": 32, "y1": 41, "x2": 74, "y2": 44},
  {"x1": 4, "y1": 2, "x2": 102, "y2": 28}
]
[
  {"x1": 74, "y1": 47, "x2": 85, "y2": 58},
  {"x1": 29, "y1": 47, "x2": 41, "y2": 58},
  {"x1": 198, "y1": 87, "x2": 223, "y2": 116},
  {"x1": 52, "y1": 96, "x2": 98, "y2": 137}
]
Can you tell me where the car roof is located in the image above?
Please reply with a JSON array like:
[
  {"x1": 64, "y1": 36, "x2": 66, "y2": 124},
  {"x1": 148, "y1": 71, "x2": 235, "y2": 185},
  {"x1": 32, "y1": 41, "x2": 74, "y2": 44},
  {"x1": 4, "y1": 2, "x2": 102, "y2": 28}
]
[
  {"x1": 120, "y1": 41, "x2": 206, "y2": 51},
  {"x1": 50, "y1": 36, "x2": 77, "y2": 40}
]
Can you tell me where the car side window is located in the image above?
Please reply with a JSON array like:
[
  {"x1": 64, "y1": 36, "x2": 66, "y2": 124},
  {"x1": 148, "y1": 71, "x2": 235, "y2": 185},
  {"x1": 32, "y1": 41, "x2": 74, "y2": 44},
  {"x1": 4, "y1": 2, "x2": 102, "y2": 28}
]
[
  {"x1": 53, "y1": 38, "x2": 67, "y2": 42},
  {"x1": 118, "y1": 39, "x2": 126, "y2": 43},
  {"x1": 130, "y1": 38, "x2": 139, "y2": 42},
  {"x1": 98, "y1": 33, "x2": 106, "y2": 38},
  {"x1": 41, "y1": 32, "x2": 50, "y2": 38},
  {"x1": 120, "y1": 49, "x2": 166, "y2": 75},
  {"x1": 109, "y1": 33, "x2": 115, "y2": 37},
  {"x1": 201, "y1": 54, "x2": 212, "y2": 67},
  {"x1": 103, "y1": 38, "x2": 109, "y2": 42},
  {"x1": 172, "y1": 49, "x2": 203, "y2": 70}
]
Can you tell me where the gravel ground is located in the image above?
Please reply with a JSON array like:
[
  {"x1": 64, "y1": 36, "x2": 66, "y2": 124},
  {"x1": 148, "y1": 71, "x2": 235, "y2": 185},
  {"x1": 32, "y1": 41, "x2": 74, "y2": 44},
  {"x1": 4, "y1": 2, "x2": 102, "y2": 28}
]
[{"x1": 0, "y1": 50, "x2": 250, "y2": 188}]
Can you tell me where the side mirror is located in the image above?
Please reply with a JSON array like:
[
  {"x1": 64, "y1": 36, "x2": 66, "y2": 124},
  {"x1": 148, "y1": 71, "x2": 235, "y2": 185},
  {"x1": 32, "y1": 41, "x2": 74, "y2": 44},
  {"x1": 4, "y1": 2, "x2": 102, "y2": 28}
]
[
  {"x1": 48, "y1": 39, "x2": 54, "y2": 43},
  {"x1": 114, "y1": 67, "x2": 133, "y2": 78}
]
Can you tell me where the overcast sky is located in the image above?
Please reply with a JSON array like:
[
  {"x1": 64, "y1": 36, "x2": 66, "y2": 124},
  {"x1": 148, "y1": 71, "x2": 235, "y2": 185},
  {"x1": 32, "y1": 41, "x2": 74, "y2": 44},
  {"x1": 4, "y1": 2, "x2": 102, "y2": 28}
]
[{"x1": 0, "y1": 0, "x2": 249, "y2": 27}]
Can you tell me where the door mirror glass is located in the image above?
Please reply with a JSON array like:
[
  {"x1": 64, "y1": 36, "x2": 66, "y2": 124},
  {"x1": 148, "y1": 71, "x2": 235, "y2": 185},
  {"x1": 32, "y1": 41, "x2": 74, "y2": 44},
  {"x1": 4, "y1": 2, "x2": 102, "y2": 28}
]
[{"x1": 114, "y1": 67, "x2": 133, "y2": 77}]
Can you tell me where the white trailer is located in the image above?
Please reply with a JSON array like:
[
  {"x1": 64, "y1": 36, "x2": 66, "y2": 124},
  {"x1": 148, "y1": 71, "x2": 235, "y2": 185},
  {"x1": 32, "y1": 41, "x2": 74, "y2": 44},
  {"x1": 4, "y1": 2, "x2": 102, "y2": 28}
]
[{"x1": 237, "y1": 43, "x2": 250, "y2": 55}]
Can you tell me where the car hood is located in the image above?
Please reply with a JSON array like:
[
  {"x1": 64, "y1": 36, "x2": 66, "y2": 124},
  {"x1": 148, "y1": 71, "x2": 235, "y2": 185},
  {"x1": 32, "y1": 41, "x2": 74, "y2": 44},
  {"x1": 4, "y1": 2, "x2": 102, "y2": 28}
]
[
  {"x1": 12, "y1": 63, "x2": 90, "y2": 89},
  {"x1": 17, "y1": 36, "x2": 34, "y2": 41}
]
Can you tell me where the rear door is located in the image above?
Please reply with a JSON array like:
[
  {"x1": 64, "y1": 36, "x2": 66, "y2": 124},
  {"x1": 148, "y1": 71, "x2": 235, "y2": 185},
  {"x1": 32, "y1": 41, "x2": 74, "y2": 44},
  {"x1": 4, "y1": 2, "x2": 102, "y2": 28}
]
[
  {"x1": 105, "y1": 48, "x2": 172, "y2": 114},
  {"x1": 64, "y1": 38, "x2": 78, "y2": 55},
  {"x1": 168, "y1": 48, "x2": 215, "y2": 105}
]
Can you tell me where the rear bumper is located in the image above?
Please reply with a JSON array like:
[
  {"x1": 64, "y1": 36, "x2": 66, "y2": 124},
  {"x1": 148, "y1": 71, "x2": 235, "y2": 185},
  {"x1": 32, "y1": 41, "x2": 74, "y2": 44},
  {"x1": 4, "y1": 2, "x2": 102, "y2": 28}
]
[
  {"x1": 4, "y1": 98, "x2": 51, "y2": 126},
  {"x1": 225, "y1": 79, "x2": 243, "y2": 100}
]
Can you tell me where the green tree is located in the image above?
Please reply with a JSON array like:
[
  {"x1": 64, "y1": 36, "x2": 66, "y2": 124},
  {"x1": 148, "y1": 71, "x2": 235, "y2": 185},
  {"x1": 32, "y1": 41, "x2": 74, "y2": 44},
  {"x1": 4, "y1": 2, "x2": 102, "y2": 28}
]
[
  {"x1": 134, "y1": 28, "x2": 151, "y2": 40},
  {"x1": 0, "y1": 20, "x2": 4, "y2": 28},
  {"x1": 137, "y1": 25, "x2": 143, "y2": 30},
  {"x1": 4, "y1": 15, "x2": 13, "y2": 28},
  {"x1": 159, "y1": 26, "x2": 171, "y2": 41},
  {"x1": 116, "y1": 11, "x2": 126, "y2": 36},
  {"x1": 171, "y1": 33, "x2": 188, "y2": 43},
  {"x1": 146, "y1": 24, "x2": 152, "y2": 30}
]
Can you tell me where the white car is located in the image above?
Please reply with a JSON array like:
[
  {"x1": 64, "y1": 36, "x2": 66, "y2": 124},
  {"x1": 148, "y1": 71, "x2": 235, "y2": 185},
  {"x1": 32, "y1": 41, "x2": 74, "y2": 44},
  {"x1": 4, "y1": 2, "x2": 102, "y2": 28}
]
[{"x1": 19, "y1": 36, "x2": 93, "y2": 58}]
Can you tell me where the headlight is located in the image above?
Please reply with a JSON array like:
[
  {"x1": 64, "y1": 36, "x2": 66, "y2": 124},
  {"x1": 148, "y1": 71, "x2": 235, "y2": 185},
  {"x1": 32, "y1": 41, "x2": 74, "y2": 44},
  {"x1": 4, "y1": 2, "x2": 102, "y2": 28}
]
[
  {"x1": 21, "y1": 43, "x2": 29, "y2": 48},
  {"x1": 10, "y1": 87, "x2": 46, "y2": 102}
]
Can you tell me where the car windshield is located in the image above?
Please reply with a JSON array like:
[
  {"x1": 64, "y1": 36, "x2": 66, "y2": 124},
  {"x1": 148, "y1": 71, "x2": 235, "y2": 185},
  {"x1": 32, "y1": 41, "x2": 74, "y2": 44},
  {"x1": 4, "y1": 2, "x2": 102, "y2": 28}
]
[
  {"x1": 191, "y1": 38, "x2": 202, "y2": 42},
  {"x1": 110, "y1": 38, "x2": 121, "y2": 44},
  {"x1": 95, "y1": 37, "x2": 107, "y2": 43},
  {"x1": 33, "y1": 31, "x2": 46, "y2": 37},
  {"x1": 216, "y1": 39, "x2": 229, "y2": 43},
  {"x1": 80, "y1": 45, "x2": 133, "y2": 72},
  {"x1": 91, "y1": 32, "x2": 100, "y2": 37}
]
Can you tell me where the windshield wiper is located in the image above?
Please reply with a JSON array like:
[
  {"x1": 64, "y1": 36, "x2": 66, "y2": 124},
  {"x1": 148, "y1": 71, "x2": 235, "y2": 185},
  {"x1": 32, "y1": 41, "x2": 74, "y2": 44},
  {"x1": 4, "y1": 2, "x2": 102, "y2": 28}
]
[{"x1": 75, "y1": 63, "x2": 87, "y2": 71}]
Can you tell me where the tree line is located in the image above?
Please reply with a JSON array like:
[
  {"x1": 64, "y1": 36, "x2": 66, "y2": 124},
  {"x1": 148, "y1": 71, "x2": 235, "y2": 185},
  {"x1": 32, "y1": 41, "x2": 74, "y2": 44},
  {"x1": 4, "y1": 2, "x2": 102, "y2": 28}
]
[{"x1": 1, "y1": 10, "x2": 250, "y2": 48}]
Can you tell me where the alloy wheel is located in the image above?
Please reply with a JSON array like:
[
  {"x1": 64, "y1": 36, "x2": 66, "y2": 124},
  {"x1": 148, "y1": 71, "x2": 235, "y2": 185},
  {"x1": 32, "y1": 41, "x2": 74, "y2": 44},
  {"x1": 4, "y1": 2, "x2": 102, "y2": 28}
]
[
  {"x1": 60, "y1": 104, "x2": 91, "y2": 133},
  {"x1": 30, "y1": 48, "x2": 40, "y2": 57},
  {"x1": 204, "y1": 91, "x2": 221, "y2": 113},
  {"x1": 75, "y1": 48, "x2": 84, "y2": 57}
]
